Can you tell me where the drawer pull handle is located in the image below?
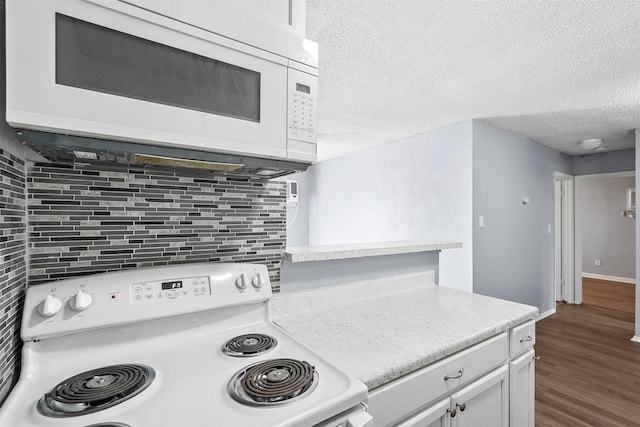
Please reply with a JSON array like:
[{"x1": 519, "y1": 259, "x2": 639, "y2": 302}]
[
  {"x1": 444, "y1": 368, "x2": 464, "y2": 380},
  {"x1": 447, "y1": 408, "x2": 457, "y2": 418},
  {"x1": 520, "y1": 334, "x2": 533, "y2": 343},
  {"x1": 533, "y1": 355, "x2": 541, "y2": 362},
  {"x1": 456, "y1": 402, "x2": 466, "y2": 412}
]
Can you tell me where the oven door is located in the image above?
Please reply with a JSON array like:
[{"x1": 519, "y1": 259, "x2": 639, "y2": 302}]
[{"x1": 6, "y1": 0, "x2": 289, "y2": 159}]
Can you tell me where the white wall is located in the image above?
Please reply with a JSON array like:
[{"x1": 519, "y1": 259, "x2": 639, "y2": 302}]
[
  {"x1": 580, "y1": 174, "x2": 635, "y2": 280},
  {"x1": 290, "y1": 120, "x2": 474, "y2": 291},
  {"x1": 573, "y1": 149, "x2": 636, "y2": 176}
]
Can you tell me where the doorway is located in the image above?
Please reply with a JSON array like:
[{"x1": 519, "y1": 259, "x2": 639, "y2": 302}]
[
  {"x1": 574, "y1": 171, "x2": 636, "y2": 310},
  {"x1": 554, "y1": 172, "x2": 574, "y2": 306}
]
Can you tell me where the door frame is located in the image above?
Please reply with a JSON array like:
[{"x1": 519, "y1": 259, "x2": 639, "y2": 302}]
[
  {"x1": 554, "y1": 172, "x2": 575, "y2": 305},
  {"x1": 574, "y1": 171, "x2": 636, "y2": 305}
]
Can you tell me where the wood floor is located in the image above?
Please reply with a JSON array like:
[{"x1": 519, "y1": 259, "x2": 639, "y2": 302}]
[
  {"x1": 582, "y1": 277, "x2": 635, "y2": 314},
  {"x1": 535, "y1": 301, "x2": 640, "y2": 426}
]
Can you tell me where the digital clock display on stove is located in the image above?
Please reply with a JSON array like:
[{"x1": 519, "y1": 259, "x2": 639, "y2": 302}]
[{"x1": 161, "y1": 280, "x2": 183, "y2": 290}]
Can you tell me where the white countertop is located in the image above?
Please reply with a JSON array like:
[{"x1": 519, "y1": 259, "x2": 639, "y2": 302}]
[
  {"x1": 271, "y1": 273, "x2": 538, "y2": 390},
  {"x1": 283, "y1": 240, "x2": 462, "y2": 263}
]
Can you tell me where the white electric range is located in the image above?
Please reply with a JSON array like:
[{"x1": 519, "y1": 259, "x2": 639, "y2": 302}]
[{"x1": 0, "y1": 263, "x2": 372, "y2": 427}]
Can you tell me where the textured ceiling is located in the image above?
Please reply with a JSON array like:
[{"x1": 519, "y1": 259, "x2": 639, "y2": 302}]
[{"x1": 307, "y1": 0, "x2": 640, "y2": 160}]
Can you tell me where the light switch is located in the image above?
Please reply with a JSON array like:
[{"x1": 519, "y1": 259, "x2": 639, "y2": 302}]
[
  {"x1": 479, "y1": 215, "x2": 485, "y2": 228},
  {"x1": 547, "y1": 224, "x2": 551, "y2": 234}
]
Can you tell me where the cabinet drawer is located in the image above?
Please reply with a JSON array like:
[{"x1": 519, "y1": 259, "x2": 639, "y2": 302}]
[
  {"x1": 510, "y1": 321, "x2": 535, "y2": 357},
  {"x1": 368, "y1": 333, "x2": 508, "y2": 427}
]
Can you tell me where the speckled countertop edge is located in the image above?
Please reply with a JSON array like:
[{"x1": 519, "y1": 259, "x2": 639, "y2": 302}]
[
  {"x1": 283, "y1": 240, "x2": 462, "y2": 263},
  {"x1": 272, "y1": 277, "x2": 538, "y2": 390}
]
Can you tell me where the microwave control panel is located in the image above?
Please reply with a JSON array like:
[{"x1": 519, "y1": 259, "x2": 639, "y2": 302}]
[{"x1": 287, "y1": 68, "x2": 317, "y2": 144}]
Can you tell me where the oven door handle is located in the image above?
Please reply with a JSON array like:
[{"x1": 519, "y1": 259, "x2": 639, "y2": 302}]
[{"x1": 346, "y1": 407, "x2": 374, "y2": 427}]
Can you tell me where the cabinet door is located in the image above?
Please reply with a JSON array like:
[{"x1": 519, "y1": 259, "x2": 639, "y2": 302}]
[
  {"x1": 450, "y1": 365, "x2": 509, "y2": 427},
  {"x1": 397, "y1": 398, "x2": 450, "y2": 427},
  {"x1": 510, "y1": 349, "x2": 535, "y2": 427},
  {"x1": 213, "y1": 0, "x2": 306, "y2": 35},
  {"x1": 218, "y1": 1, "x2": 290, "y2": 28}
]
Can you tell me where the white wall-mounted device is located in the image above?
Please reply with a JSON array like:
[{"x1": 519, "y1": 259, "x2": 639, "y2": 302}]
[{"x1": 286, "y1": 180, "x2": 299, "y2": 204}]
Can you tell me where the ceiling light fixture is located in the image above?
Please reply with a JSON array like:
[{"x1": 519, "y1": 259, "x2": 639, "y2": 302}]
[{"x1": 578, "y1": 138, "x2": 604, "y2": 150}]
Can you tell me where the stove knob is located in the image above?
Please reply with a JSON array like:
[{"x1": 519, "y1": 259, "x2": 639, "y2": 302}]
[
  {"x1": 235, "y1": 273, "x2": 247, "y2": 290},
  {"x1": 70, "y1": 290, "x2": 92, "y2": 311},
  {"x1": 251, "y1": 273, "x2": 264, "y2": 289},
  {"x1": 38, "y1": 295, "x2": 62, "y2": 317}
]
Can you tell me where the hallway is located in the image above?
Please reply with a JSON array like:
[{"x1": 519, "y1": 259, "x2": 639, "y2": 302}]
[{"x1": 535, "y1": 302, "x2": 640, "y2": 426}]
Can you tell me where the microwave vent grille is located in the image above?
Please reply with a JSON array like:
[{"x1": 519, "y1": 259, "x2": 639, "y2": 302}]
[
  {"x1": 133, "y1": 153, "x2": 244, "y2": 171},
  {"x1": 15, "y1": 129, "x2": 309, "y2": 179}
]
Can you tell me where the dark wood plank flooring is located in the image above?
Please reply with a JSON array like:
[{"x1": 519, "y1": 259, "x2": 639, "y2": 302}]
[
  {"x1": 535, "y1": 303, "x2": 640, "y2": 426},
  {"x1": 582, "y1": 277, "x2": 635, "y2": 315}
]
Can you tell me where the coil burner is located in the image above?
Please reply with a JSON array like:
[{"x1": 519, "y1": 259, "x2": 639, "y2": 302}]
[
  {"x1": 37, "y1": 364, "x2": 155, "y2": 418},
  {"x1": 228, "y1": 358, "x2": 318, "y2": 407},
  {"x1": 223, "y1": 333, "x2": 277, "y2": 357},
  {"x1": 85, "y1": 424, "x2": 131, "y2": 427}
]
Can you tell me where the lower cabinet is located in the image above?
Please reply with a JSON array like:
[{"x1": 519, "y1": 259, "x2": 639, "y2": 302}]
[
  {"x1": 509, "y1": 349, "x2": 535, "y2": 427},
  {"x1": 397, "y1": 398, "x2": 449, "y2": 427},
  {"x1": 452, "y1": 365, "x2": 509, "y2": 427},
  {"x1": 397, "y1": 365, "x2": 509, "y2": 427},
  {"x1": 368, "y1": 321, "x2": 535, "y2": 427}
]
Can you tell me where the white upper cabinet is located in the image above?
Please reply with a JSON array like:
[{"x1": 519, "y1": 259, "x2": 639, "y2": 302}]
[
  {"x1": 121, "y1": 0, "x2": 316, "y2": 67},
  {"x1": 216, "y1": 0, "x2": 307, "y2": 36}
]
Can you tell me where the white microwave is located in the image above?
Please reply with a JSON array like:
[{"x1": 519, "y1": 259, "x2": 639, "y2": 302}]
[{"x1": 6, "y1": 0, "x2": 319, "y2": 170}]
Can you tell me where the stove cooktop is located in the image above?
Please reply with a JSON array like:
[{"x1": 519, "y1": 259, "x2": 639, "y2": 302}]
[{"x1": 0, "y1": 263, "x2": 368, "y2": 427}]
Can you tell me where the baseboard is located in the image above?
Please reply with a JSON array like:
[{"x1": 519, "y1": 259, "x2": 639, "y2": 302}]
[
  {"x1": 631, "y1": 336, "x2": 640, "y2": 344},
  {"x1": 582, "y1": 273, "x2": 635, "y2": 284},
  {"x1": 536, "y1": 308, "x2": 556, "y2": 321}
]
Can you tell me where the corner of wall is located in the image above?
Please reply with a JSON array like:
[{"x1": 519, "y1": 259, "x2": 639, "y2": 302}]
[
  {"x1": 635, "y1": 129, "x2": 640, "y2": 338},
  {"x1": 470, "y1": 121, "x2": 572, "y2": 312}
]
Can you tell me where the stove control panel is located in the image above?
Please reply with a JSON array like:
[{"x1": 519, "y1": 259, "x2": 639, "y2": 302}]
[
  {"x1": 70, "y1": 290, "x2": 93, "y2": 311},
  {"x1": 130, "y1": 276, "x2": 211, "y2": 305},
  {"x1": 21, "y1": 263, "x2": 271, "y2": 341},
  {"x1": 37, "y1": 295, "x2": 63, "y2": 317}
]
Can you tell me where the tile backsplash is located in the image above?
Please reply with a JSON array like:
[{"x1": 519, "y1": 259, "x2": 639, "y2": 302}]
[
  {"x1": 27, "y1": 163, "x2": 287, "y2": 290},
  {"x1": 0, "y1": 149, "x2": 27, "y2": 402}
]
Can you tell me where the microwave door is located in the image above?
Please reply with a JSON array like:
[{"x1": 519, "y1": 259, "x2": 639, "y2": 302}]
[{"x1": 56, "y1": 13, "x2": 262, "y2": 124}]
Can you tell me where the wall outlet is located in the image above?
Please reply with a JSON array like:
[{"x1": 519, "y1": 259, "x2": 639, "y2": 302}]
[
  {"x1": 479, "y1": 215, "x2": 485, "y2": 228},
  {"x1": 594, "y1": 259, "x2": 601, "y2": 267}
]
